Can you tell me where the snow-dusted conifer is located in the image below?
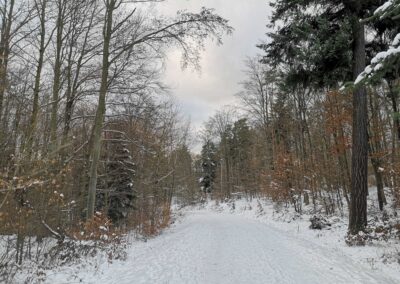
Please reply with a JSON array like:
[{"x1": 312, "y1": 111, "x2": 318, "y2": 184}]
[
  {"x1": 97, "y1": 132, "x2": 136, "y2": 224},
  {"x1": 199, "y1": 140, "x2": 217, "y2": 193}
]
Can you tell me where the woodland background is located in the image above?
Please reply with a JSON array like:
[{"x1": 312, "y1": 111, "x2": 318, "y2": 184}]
[{"x1": 1, "y1": 0, "x2": 400, "y2": 280}]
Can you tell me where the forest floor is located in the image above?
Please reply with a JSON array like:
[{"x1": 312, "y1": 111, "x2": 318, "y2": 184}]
[{"x1": 32, "y1": 193, "x2": 400, "y2": 284}]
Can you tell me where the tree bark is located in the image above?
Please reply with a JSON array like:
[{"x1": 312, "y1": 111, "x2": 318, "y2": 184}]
[
  {"x1": 26, "y1": 0, "x2": 47, "y2": 159},
  {"x1": 0, "y1": 0, "x2": 14, "y2": 123},
  {"x1": 349, "y1": 15, "x2": 368, "y2": 234},
  {"x1": 86, "y1": 0, "x2": 114, "y2": 219},
  {"x1": 50, "y1": 0, "x2": 65, "y2": 153},
  {"x1": 388, "y1": 81, "x2": 400, "y2": 142}
]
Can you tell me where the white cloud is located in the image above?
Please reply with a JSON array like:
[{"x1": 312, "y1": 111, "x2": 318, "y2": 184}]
[{"x1": 157, "y1": 0, "x2": 272, "y2": 152}]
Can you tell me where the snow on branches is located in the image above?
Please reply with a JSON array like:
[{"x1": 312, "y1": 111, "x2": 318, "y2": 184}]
[{"x1": 353, "y1": 0, "x2": 400, "y2": 86}]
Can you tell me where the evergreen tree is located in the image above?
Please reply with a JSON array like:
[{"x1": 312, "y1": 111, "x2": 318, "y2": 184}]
[
  {"x1": 172, "y1": 144, "x2": 198, "y2": 204},
  {"x1": 260, "y1": 0, "x2": 384, "y2": 234},
  {"x1": 355, "y1": 1, "x2": 400, "y2": 85},
  {"x1": 97, "y1": 132, "x2": 136, "y2": 224},
  {"x1": 231, "y1": 119, "x2": 253, "y2": 189},
  {"x1": 199, "y1": 140, "x2": 217, "y2": 193}
]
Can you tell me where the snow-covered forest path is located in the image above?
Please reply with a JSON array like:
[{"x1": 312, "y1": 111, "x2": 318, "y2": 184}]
[{"x1": 74, "y1": 211, "x2": 397, "y2": 284}]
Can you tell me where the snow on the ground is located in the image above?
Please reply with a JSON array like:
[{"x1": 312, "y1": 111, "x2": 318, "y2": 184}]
[
  {"x1": 200, "y1": 198, "x2": 400, "y2": 282},
  {"x1": 33, "y1": 197, "x2": 400, "y2": 284}
]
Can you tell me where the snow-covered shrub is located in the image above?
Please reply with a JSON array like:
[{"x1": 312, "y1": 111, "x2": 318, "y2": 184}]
[
  {"x1": 345, "y1": 231, "x2": 368, "y2": 246},
  {"x1": 256, "y1": 200, "x2": 265, "y2": 217},
  {"x1": 309, "y1": 215, "x2": 332, "y2": 230}
]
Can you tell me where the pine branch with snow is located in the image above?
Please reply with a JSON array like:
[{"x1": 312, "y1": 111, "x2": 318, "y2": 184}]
[{"x1": 353, "y1": 1, "x2": 400, "y2": 86}]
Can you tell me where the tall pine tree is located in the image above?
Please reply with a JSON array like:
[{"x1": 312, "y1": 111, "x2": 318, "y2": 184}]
[
  {"x1": 261, "y1": 0, "x2": 384, "y2": 234},
  {"x1": 200, "y1": 140, "x2": 217, "y2": 193},
  {"x1": 97, "y1": 132, "x2": 136, "y2": 224}
]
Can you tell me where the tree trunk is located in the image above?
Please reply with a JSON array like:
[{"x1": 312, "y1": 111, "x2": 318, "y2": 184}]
[
  {"x1": 86, "y1": 1, "x2": 114, "y2": 219},
  {"x1": 371, "y1": 159, "x2": 386, "y2": 210},
  {"x1": 388, "y1": 81, "x2": 400, "y2": 142},
  {"x1": 0, "y1": 0, "x2": 14, "y2": 123},
  {"x1": 50, "y1": 0, "x2": 65, "y2": 154},
  {"x1": 62, "y1": 3, "x2": 96, "y2": 157},
  {"x1": 349, "y1": 15, "x2": 368, "y2": 234},
  {"x1": 26, "y1": 0, "x2": 47, "y2": 159},
  {"x1": 368, "y1": 90, "x2": 387, "y2": 211}
]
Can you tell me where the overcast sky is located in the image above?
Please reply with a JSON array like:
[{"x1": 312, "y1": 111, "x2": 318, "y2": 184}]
[{"x1": 156, "y1": 1, "x2": 271, "y2": 151}]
